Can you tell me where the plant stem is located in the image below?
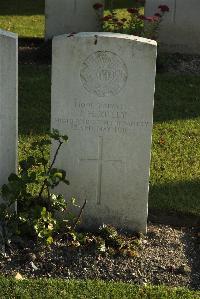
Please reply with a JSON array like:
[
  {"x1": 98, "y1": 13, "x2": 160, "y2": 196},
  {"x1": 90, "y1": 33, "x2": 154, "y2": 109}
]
[
  {"x1": 72, "y1": 199, "x2": 87, "y2": 230},
  {"x1": 38, "y1": 140, "x2": 63, "y2": 198},
  {"x1": 48, "y1": 140, "x2": 63, "y2": 174}
]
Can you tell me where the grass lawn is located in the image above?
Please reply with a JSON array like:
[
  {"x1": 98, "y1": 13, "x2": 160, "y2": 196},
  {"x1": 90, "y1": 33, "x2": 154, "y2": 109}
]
[
  {"x1": 0, "y1": 0, "x2": 144, "y2": 38},
  {"x1": 0, "y1": 0, "x2": 45, "y2": 38},
  {"x1": 0, "y1": 278, "x2": 200, "y2": 299},
  {"x1": 18, "y1": 65, "x2": 200, "y2": 217}
]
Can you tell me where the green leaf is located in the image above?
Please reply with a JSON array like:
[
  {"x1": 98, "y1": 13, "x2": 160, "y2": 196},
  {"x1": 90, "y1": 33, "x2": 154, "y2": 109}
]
[
  {"x1": 62, "y1": 135, "x2": 68, "y2": 142},
  {"x1": 27, "y1": 156, "x2": 35, "y2": 166},
  {"x1": 19, "y1": 160, "x2": 28, "y2": 171},
  {"x1": 41, "y1": 207, "x2": 47, "y2": 217},
  {"x1": 97, "y1": 240, "x2": 106, "y2": 252},
  {"x1": 63, "y1": 179, "x2": 70, "y2": 185},
  {"x1": 53, "y1": 172, "x2": 63, "y2": 179},
  {"x1": 47, "y1": 236, "x2": 53, "y2": 244},
  {"x1": 8, "y1": 173, "x2": 20, "y2": 182},
  {"x1": 30, "y1": 172, "x2": 37, "y2": 181}
]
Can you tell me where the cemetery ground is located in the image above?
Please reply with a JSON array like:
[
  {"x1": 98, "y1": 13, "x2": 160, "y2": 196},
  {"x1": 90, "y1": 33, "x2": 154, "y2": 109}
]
[{"x1": 0, "y1": 0, "x2": 200, "y2": 298}]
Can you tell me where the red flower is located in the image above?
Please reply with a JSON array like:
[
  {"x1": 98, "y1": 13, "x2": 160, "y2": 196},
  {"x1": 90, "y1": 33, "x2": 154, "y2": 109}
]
[
  {"x1": 101, "y1": 15, "x2": 112, "y2": 21},
  {"x1": 93, "y1": 3, "x2": 104, "y2": 10},
  {"x1": 146, "y1": 16, "x2": 159, "y2": 22},
  {"x1": 137, "y1": 15, "x2": 147, "y2": 20},
  {"x1": 145, "y1": 16, "x2": 155, "y2": 22},
  {"x1": 158, "y1": 5, "x2": 169, "y2": 12},
  {"x1": 127, "y1": 8, "x2": 139, "y2": 14}
]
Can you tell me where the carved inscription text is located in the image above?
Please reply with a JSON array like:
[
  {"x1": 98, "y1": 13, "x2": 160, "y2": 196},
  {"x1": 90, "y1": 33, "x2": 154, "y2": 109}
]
[{"x1": 54, "y1": 100, "x2": 150, "y2": 135}]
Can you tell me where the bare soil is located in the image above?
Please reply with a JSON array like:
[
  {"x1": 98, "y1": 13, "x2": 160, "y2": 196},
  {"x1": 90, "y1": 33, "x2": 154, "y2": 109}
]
[{"x1": 0, "y1": 224, "x2": 199, "y2": 290}]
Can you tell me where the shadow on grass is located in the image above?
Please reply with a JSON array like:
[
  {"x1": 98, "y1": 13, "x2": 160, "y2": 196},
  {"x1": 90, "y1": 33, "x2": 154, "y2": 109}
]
[
  {"x1": 149, "y1": 178, "x2": 200, "y2": 225},
  {"x1": 19, "y1": 64, "x2": 51, "y2": 135},
  {"x1": 18, "y1": 66, "x2": 200, "y2": 137},
  {"x1": 154, "y1": 74, "x2": 200, "y2": 122},
  {"x1": 0, "y1": 0, "x2": 44, "y2": 15},
  {"x1": 19, "y1": 38, "x2": 51, "y2": 65}
]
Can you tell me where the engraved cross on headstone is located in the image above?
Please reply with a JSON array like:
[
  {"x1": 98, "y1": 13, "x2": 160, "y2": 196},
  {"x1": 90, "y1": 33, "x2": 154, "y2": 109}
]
[
  {"x1": 73, "y1": 0, "x2": 77, "y2": 13},
  {"x1": 0, "y1": 115, "x2": 5, "y2": 137},
  {"x1": 80, "y1": 136, "x2": 123, "y2": 205}
]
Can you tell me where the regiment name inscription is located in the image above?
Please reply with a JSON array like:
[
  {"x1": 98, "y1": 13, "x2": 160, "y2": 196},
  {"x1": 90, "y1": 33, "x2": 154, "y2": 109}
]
[{"x1": 54, "y1": 99, "x2": 150, "y2": 135}]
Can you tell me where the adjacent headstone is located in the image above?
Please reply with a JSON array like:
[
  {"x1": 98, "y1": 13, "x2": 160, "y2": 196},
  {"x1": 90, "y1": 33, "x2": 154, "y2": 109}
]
[
  {"x1": 145, "y1": 0, "x2": 200, "y2": 54},
  {"x1": 45, "y1": 0, "x2": 104, "y2": 40},
  {"x1": 51, "y1": 32, "x2": 157, "y2": 232},
  {"x1": 0, "y1": 30, "x2": 18, "y2": 200}
]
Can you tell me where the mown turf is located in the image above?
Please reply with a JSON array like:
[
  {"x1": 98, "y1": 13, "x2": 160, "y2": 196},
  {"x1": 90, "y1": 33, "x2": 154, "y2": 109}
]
[
  {"x1": 18, "y1": 65, "x2": 200, "y2": 217},
  {"x1": 0, "y1": 278, "x2": 200, "y2": 299},
  {"x1": 150, "y1": 75, "x2": 200, "y2": 215},
  {"x1": 0, "y1": 0, "x2": 45, "y2": 38},
  {"x1": 0, "y1": 0, "x2": 144, "y2": 38}
]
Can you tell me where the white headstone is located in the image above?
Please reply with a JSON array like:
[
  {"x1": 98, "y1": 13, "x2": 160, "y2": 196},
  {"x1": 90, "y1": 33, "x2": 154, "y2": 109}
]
[
  {"x1": 45, "y1": 0, "x2": 104, "y2": 40},
  {"x1": 51, "y1": 32, "x2": 157, "y2": 232},
  {"x1": 145, "y1": 0, "x2": 200, "y2": 54},
  {"x1": 0, "y1": 30, "x2": 18, "y2": 199}
]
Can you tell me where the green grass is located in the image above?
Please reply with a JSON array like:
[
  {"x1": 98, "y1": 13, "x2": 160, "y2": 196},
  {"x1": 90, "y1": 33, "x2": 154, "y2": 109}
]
[
  {"x1": 0, "y1": 278, "x2": 199, "y2": 299},
  {"x1": 150, "y1": 75, "x2": 200, "y2": 215},
  {"x1": 19, "y1": 65, "x2": 51, "y2": 133},
  {"x1": 18, "y1": 65, "x2": 200, "y2": 217},
  {"x1": 0, "y1": 0, "x2": 45, "y2": 38},
  {"x1": 0, "y1": 0, "x2": 144, "y2": 38}
]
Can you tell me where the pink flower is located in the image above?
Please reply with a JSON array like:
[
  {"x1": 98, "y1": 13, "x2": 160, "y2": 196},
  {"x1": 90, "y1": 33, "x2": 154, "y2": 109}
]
[
  {"x1": 158, "y1": 5, "x2": 169, "y2": 12},
  {"x1": 137, "y1": 15, "x2": 147, "y2": 20},
  {"x1": 146, "y1": 16, "x2": 160, "y2": 22},
  {"x1": 145, "y1": 16, "x2": 155, "y2": 22}
]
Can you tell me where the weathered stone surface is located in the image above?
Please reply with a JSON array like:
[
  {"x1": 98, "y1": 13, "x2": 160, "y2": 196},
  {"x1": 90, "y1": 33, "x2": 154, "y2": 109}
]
[
  {"x1": 145, "y1": 0, "x2": 200, "y2": 54},
  {"x1": 0, "y1": 30, "x2": 18, "y2": 200},
  {"x1": 45, "y1": 0, "x2": 104, "y2": 39},
  {"x1": 51, "y1": 32, "x2": 157, "y2": 232}
]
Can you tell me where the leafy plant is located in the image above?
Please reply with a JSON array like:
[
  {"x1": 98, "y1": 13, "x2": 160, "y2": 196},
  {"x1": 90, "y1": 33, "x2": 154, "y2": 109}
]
[
  {"x1": 93, "y1": 1, "x2": 169, "y2": 41},
  {"x1": 0, "y1": 129, "x2": 79, "y2": 246}
]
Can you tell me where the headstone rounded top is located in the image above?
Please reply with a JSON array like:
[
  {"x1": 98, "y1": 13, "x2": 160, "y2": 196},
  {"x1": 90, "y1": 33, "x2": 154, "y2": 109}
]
[
  {"x1": 0, "y1": 29, "x2": 18, "y2": 39},
  {"x1": 80, "y1": 51, "x2": 128, "y2": 97}
]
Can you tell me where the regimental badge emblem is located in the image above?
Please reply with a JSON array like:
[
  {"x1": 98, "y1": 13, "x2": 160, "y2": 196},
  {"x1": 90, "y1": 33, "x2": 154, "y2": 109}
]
[{"x1": 80, "y1": 51, "x2": 128, "y2": 97}]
